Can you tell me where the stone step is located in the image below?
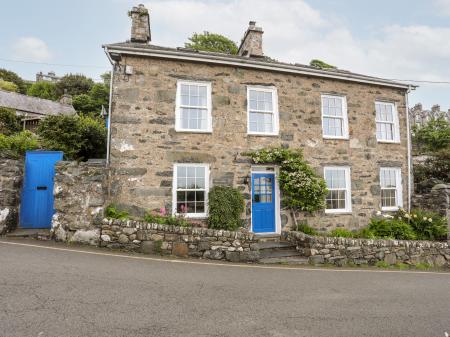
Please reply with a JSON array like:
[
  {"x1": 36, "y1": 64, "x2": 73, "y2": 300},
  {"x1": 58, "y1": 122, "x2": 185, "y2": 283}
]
[
  {"x1": 259, "y1": 256, "x2": 309, "y2": 265},
  {"x1": 254, "y1": 234, "x2": 281, "y2": 243},
  {"x1": 259, "y1": 249, "x2": 301, "y2": 259},
  {"x1": 258, "y1": 241, "x2": 296, "y2": 250},
  {"x1": 6, "y1": 229, "x2": 51, "y2": 240}
]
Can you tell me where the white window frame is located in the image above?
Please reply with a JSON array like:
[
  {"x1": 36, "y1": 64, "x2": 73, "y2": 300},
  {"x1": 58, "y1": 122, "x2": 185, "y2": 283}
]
[
  {"x1": 375, "y1": 101, "x2": 400, "y2": 143},
  {"x1": 379, "y1": 167, "x2": 403, "y2": 211},
  {"x1": 247, "y1": 86, "x2": 279, "y2": 136},
  {"x1": 324, "y1": 166, "x2": 352, "y2": 214},
  {"x1": 172, "y1": 163, "x2": 210, "y2": 218},
  {"x1": 321, "y1": 94, "x2": 349, "y2": 139},
  {"x1": 175, "y1": 80, "x2": 212, "y2": 133}
]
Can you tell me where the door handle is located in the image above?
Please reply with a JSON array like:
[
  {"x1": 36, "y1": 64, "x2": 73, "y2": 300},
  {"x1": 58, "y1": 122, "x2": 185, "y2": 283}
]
[{"x1": 37, "y1": 186, "x2": 48, "y2": 190}]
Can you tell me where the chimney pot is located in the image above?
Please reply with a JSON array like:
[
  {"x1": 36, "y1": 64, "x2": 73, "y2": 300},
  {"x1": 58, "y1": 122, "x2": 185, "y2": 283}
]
[{"x1": 130, "y1": 4, "x2": 151, "y2": 43}]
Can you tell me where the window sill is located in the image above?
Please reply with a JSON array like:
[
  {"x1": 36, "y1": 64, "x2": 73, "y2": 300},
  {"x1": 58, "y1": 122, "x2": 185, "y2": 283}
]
[
  {"x1": 381, "y1": 207, "x2": 400, "y2": 212},
  {"x1": 175, "y1": 129, "x2": 213, "y2": 134},
  {"x1": 322, "y1": 136, "x2": 349, "y2": 141},
  {"x1": 325, "y1": 210, "x2": 352, "y2": 215},
  {"x1": 376, "y1": 140, "x2": 401, "y2": 144},
  {"x1": 247, "y1": 132, "x2": 279, "y2": 137}
]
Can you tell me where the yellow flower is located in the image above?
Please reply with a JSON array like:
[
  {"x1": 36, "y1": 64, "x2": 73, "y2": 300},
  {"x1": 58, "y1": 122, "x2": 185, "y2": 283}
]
[{"x1": 428, "y1": 218, "x2": 433, "y2": 223}]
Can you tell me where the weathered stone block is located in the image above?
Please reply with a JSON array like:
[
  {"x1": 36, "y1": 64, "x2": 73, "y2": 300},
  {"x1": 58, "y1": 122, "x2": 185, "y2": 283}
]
[{"x1": 172, "y1": 242, "x2": 189, "y2": 257}]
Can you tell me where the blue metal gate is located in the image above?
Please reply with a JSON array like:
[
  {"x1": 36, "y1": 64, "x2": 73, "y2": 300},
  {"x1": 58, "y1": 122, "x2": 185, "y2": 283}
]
[
  {"x1": 251, "y1": 173, "x2": 276, "y2": 233},
  {"x1": 20, "y1": 151, "x2": 63, "y2": 229}
]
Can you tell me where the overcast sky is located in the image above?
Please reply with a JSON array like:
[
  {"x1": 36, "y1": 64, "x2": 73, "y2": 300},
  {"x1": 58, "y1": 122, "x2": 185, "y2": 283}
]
[{"x1": 1, "y1": 0, "x2": 449, "y2": 110}]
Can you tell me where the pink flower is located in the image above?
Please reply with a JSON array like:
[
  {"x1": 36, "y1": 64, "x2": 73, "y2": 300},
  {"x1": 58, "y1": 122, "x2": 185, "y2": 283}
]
[{"x1": 160, "y1": 207, "x2": 166, "y2": 216}]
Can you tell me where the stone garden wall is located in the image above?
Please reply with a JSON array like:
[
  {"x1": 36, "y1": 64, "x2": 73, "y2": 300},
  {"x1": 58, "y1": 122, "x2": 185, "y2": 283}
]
[
  {"x1": 0, "y1": 158, "x2": 23, "y2": 234},
  {"x1": 285, "y1": 231, "x2": 450, "y2": 267},
  {"x1": 99, "y1": 218, "x2": 260, "y2": 262},
  {"x1": 51, "y1": 161, "x2": 108, "y2": 244}
]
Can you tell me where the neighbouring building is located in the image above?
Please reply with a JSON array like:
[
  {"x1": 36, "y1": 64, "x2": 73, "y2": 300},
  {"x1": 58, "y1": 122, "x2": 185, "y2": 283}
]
[
  {"x1": 103, "y1": 4, "x2": 416, "y2": 234},
  {"x1": 409, "y1": 103, "x2": 450, "y2": 128},
  {"x1": 0, "y1": 89, "x2": 76, "y2": 130},
  {"x1": 36, "y1": 71, "x2": 60, "y2": 83}
]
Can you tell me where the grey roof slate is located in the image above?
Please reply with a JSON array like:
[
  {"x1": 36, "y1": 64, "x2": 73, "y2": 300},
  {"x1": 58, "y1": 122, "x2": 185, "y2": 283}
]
[{"x1": 0, "y1": 90, "x2": 76, "y2": 117}]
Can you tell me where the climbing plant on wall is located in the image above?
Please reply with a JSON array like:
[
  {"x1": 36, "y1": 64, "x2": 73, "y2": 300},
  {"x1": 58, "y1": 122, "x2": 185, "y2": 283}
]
[{"x1": 245, "y1": 148, "x2": 328, "y2": 213}]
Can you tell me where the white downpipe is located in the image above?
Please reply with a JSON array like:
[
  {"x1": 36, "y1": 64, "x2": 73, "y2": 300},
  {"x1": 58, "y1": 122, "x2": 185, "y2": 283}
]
[
  {"x1": 104, "y1": 47, "x2": 114, "y2": 166},
  {"x1": 405, "y1": 86, "x2": 412, "y2": 212}
]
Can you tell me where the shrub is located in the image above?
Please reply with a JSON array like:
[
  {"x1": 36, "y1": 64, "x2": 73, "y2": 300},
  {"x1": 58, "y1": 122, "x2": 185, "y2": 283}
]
[
  {"x1": 37, "y1": 115, "x2": 106, "y2": 160},
  {"x1": 413, "y1": 118, "x2": 450, "y2": 153},
  {"x1": 0, "y1": 79, "x2": 18, "y2": 92},
  {"x1": 105, "y1": 204, "x2": 129, "y2": 220},
  {"x1": 144, "y1": 212, "x2": 190, "y2": 227},
  {"x1": 414, "y1": 148, "x2": 450, "y2": 184},
  {"x1": 208, "y1": 186, "x2": 244, "y2": 230},
  {"x1": 354, "y1": 227, "x2": 376, "y2": 239},
  {"x1": 55, "y1": 74, "x2": 94, "y2": 97},
  {"x1": 329, "y1": 228, "x2": 354, "y2": 238},
  {"x1": 245, "y1": 148, "x2": 328, "y2": 212},
  {"x1": 185, "y1": 32, "x2": 238, "y2": 54},
  {"x1": 0, "y1": 131, "x2": 40, "y2": 158},
  {"x1": 0, "y1": 68, "x2": 27, "y2": 93},
  {"x1": 0, "y1": 107, "x2": 21, "y2": 135},
  {"x1": 27, "y1": 81, "x2": 58, "y2": 100},
  {"x1": 397, "y1": 209, "x2": 448, "y2": 241},
  {"x1": 294, "y1": 223, "x2": 318, "y2": 236},
  {"x1": 368, "y1": 218, "x2": 416, "y2": 240}
]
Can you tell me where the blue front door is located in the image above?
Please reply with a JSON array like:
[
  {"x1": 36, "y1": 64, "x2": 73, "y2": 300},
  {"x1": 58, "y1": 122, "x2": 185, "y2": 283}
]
[
  {"x1": 251, "y1": 173, "x2": 276, "y2": 233},
  {"x1": 20, "y1": 151, "x2": 63, "y2": 229}
]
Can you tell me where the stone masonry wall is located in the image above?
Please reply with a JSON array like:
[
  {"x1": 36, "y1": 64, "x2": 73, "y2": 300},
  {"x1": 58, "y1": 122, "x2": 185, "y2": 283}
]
[
  {"x1": 285, "y1": 231, "x2": 450, "y2": 267},
  {"x1": 100, "y1": 218, "x2": 260, "y2": 262},
  {"x1": 51, "y1": 161, "x2": 108, "y2": 244},
  {"x1": 0, "y1": 158, "x2": 23, "y2": 234},
  {"x1": 109, "y1": 56, "x2": 409, "y2": 232}
]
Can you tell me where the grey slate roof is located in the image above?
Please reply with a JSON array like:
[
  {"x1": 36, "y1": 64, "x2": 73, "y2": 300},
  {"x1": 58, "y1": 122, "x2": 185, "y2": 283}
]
[
  {"x1": 104, "y1": 42, "x2": 415, "y2": 90},
  {"x1": 0, "y1": 90, "x2": 76, "y2": 117}
]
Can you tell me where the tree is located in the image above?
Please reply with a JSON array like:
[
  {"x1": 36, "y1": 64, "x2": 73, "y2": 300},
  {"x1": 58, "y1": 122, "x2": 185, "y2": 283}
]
[
  {"x1": 0, "y1": 79, "x2": 19, "y2": 92},
  {"x1": 100, "y1": 72, "x2": 111, "y2": 87},
  {"x1": 185, "y1": 32, "x2": 238, "y2": 54},
  {"x1": 309, "y1": 59, "x2": 337, "y2": 70},
  {"x1": 0, "y1": 69, "x2": 27, "y2": 94},
  {"x1": 27, "y1": 81, "x2": 58, "y2": 100},
  {"x1": 55, "y1": 74, "x2": 94, "y2": 97},
  {"x1": 72, "y1": 83, "x2": 109, "y2": 116},
  {"x1": 413, "y1": 118, "x2": 450, "y2": 153},
  {"x1": 37, "y1": 115, "x2": 107, "y2": 161},
  {"x1": 0, "y1": 107, "x2": 22, "y2": 135}
]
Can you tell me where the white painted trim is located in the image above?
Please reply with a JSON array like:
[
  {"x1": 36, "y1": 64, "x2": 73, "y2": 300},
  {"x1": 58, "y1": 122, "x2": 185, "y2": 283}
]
[
  {"x1": 380, "y1": 167, "x2": 403, "y2": 211},
  {"x1": 246, "y1": 86, "x2": 279, "y2": 136},
  {"x1": 321, "y1": 94, "x2": 349, "y2": 139},
  {"x1": 172, "y1": 163, "x2": 210, "y2": 218},
  {"x1": 105, "y1": 45, "x2": 413, "y2": 90},
  {"x1": 175, "y1": 80, "x2": 212, "y2": 133},
  {"x1": 375, "y1": 101, "x2": 400, "y2": 143},
  {"x1": 324, "y1": 166, "x2": 352, "y2": 214},
  {"x1": 250, "y1": 166, "x2": 281, "y2": 234},
  {"x1": 405, "y1": 87, "x2": 412, "y2": 212}
]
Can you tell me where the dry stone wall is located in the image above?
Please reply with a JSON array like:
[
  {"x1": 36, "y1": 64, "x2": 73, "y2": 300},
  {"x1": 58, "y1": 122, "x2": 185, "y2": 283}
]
[
  {"x1": 0, "y1": 158, "x2": 23, "y2": 234},
  {"x1": 51, "y1": 161, "x2": 108, "y2": 244},
  {"x1": 285, "y1": 231, "x2": 450, "y2": 267},
  {"x1": 100, "y1": 218, "x2": 260, "y2": 262}
]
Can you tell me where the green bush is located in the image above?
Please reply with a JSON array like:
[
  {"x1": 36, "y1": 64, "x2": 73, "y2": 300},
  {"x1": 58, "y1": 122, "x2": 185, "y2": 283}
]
[
  {"x1": 368, "y1": 218, "x2": 416, "y2": 240},
  {"x1": 0, "y1": 79, "x2": 18, "y2": 92},
  {"x1": 144, "y1": 212, "x2": 190, "y2": 227},
  {"x1": 27, "y1": 81, "x2": 58, "y2": 100},
  {"x1": 0, "y1": 68, "x2": 27, "y2": 93},
  {"x1": 397, "y1": 209, "x2": 448, "y2": 241},
  {"x1": 0, "y1": 107, "x2": 22, "y2": 135},
  {"x1": 185, "y1": 32, "x2": 238, "y2": 54},
  {"x1": 329, "y1": 228, "x2": 354, "y2": 238},
  {"x1": 354, "y1": 227, "x2": 376, "y2": 239},
  {"x1": 413, "y1": 148, "x2": 450, "y2": 184},
  {"x1": 55, "y1": 74, "x2": 94, "y2": 97},
  {"x1": 37, "y1": 115, "x2": 106, "y2": 160},
  {"x1": 105, "y1": 204, "x2": 129, "y2": 220},
  {"x1": 245, "y1": 148, "x2": 328, "y2": 212},
  {"x1": 208, "y1": 186, "x2": 244, "y2": 230},
  {"x1": 294, "y1": 223, "x2": 318, "y2": 236},
  {"x1": 0, "y1": 131, "x2": 40, "y2": 158},
  {"x1": 413, "y1": 118, "x2": 450, "y2": 153}
]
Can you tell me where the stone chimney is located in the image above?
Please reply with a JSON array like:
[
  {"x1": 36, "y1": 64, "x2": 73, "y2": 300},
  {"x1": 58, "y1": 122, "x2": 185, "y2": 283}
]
[
  {"x1": 129, "y1": 4, "x2": 151, "y2": 43},
  {"x1": 238, "y1": 21, "x2": 264, "y2": 57},
  {"x1": 431, "y1": 104, "x2": 441, "y2": 113}
]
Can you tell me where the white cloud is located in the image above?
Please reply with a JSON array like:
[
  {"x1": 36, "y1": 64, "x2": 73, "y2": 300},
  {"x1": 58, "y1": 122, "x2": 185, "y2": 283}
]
[
  {"x1": 143, "y1": 0, "x2": 450, "y2": 108},
  {"x1": 434, "y1": 0, "x2": 450, "y2": 16},
  {"x1": 12, "y1": 37, "x2": 52, "y2": 62}
]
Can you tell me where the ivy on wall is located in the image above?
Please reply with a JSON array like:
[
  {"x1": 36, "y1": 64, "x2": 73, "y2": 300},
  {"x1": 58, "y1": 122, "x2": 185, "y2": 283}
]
[{"x1": 245, "y1": 148, "x2": 328, "y2": 213}]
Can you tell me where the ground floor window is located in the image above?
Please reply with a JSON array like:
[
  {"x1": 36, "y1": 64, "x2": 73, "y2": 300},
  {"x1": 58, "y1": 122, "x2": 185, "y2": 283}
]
[
  {"x1": 324, "y1": 166, "x2": 352, "y2": 213},
  {"x1": 380, "y1": 167, "x2": 403, "y2": 210},
  {"x1": 172, "y1": 164, "x2": 209, "y2": 218}
]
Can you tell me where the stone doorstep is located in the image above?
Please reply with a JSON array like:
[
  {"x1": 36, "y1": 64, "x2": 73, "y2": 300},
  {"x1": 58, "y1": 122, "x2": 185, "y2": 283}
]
[{"x1": 5, "y1": 228, "x2": 51, "y2": 239}]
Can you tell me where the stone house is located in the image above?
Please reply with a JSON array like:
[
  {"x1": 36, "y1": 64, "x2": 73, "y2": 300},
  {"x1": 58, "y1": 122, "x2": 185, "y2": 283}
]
[
  {"x1": 409, "y1": 103, "x2": 450, "y2": 128},
  {"x1": 0, "y1": 89, "x2": 76, "y2": 130},
  {"x1": 103, "y1": 4, "x2": 415, "y2": 234}
]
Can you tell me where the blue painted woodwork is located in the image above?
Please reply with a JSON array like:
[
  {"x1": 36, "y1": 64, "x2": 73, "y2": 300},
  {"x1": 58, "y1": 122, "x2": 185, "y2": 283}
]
[
  {"x1": 20, "y1": 151, "x2": 63, "y2": 229},
  {"x1": 251, "y1": 173, "x2": 276, "y2": 233}
]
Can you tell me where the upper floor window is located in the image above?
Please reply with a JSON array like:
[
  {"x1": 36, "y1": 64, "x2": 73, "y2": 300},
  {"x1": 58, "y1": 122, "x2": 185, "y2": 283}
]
[
  {"x1": 375, "y1": 101, "x2": 400, "y2": 143},
  {"x1": 175, "y1": 81, "x2": 212, "y2": 132},
  {"x1": 321, "y1": 95, "x2": 348, "y2": 139},
  {"x1": 324, "y1": 166, "x2": 352, "y2": 213},
  {"x1": 247, "y1": 86, "x2": 279, "y2": 135},
  {"x1": 380, "y1": 167, "x2": 403, "y2": 211},
  {"x1": 172, "y1": 163, "x2": 209, "y2": 218}
]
